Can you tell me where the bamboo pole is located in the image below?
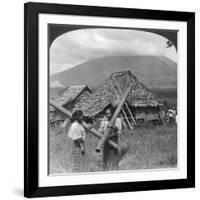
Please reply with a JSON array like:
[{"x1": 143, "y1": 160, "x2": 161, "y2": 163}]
[
  {"x1": 50, "y1": 100, "x2": 118, "y2": 150},
  {"x1": 109, "y1": 79, "x2": 133, "y2": 130},
  {"x1": 112, "y1": 75, "x2": 137, "y2": 125},
  {"x1": 96, "y1": 83, "x2": 134, "y2": 153}
]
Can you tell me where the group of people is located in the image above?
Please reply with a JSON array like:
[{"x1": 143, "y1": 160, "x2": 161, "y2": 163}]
[
  {"x1": 166, "y1": 107, "x2": 177, "y2": 124},
  {"x1": 159, "y1": 107, "x2": 177, "y2": 125},
  {"x1": 66, "y1": 108, "x2": 124, "y2": 172}
]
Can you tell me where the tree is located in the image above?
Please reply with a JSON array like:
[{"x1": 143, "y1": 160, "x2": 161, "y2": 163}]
[{"x1": 166, "y1": 40, "x2": 173, "y2": 48}]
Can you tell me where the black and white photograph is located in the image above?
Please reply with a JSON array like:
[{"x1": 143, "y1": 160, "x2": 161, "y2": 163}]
[
  {"x1": 23, "y1": 2, "x2": 195, "y2": 197},
  {"x1": 49, "y1": 25, "x2": 178, "y2": 174}
]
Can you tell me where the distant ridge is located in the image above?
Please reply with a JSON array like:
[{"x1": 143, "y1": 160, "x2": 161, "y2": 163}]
[{"x1": 50, "y1": 55, "x2": 177, "y2": 90}]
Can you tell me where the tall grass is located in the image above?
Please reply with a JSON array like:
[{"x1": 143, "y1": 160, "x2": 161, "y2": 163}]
[{"x1": 49, "y1": 125, "x2": 177, "y2": 174}]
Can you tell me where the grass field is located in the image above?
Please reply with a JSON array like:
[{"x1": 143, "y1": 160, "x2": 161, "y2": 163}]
[{"x1": 49, "y1": 124, "x2": 177, "y2": 174}]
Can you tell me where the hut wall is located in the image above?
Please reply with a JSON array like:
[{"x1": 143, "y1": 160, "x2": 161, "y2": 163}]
[
  {"x1": 49, "y1": 111, "x2": 55, "y2": 121},
  {"x1": 134, "y1": 106, "x2": 160, "y2": 122},
  {"x1": 54, "y1": 110, "x2": 66, "y2": 121}
]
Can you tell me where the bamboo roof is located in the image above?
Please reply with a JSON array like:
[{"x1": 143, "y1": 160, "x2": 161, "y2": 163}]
[
  {"x1": 50, "y1": 85, "x2": 91, "y2": 112},
  {"x1": 77, "y1": 71, "x2": 161, "y2": 117}
]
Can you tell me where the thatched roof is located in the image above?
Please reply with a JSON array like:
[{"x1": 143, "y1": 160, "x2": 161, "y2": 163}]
[
  {"x1": 77, "y1": 71, "x2": 161, "y2": 117},
  {"x1": 50, "y1": 85, "x2": 91, "y2": 112}
]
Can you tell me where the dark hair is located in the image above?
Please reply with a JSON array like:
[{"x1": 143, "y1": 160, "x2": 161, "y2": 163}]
[
  {"x1": 105, "y1": 106, "x2": 115, "y2": 115},
  {"x1": 82, "y1": 116, "x2": 93, "y2": 124},
  {"x1": 71, "y1": 110, "x2": 83, "y2": 123}
]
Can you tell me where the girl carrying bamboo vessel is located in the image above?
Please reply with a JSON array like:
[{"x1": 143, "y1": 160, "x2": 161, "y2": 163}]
[{"x1": 67, "y1": 110, "x2": 86, "y2": 172}]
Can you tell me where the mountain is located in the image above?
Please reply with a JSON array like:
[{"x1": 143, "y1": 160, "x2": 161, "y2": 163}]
[{"x1": 50, "y1": 55, "x2": 177, "y2": 90}]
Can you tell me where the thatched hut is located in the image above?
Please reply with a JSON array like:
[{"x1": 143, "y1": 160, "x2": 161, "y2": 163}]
[
  {"x1": 50, "y1": 85, "x2": 92, "y2": 130},
  {"x1": 77, "y1": 71, "x2": 161, "y2": 126}
]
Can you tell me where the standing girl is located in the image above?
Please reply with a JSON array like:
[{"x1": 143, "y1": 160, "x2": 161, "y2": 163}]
[
  {"x1": 68, "y1": 110, "x2": 86, "y2": 172},
  {"x1": 98, "y1": 108, "x2": 122, "y2": 170}
]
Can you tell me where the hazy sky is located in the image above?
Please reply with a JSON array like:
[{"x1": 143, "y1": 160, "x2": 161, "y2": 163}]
[{"x1": 50, "y1": 28, "x2": 177, "y2": 75}]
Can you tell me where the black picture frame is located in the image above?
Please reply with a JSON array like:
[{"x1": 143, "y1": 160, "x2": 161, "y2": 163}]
[{"x1": 24, "y1": 2, "x2": 195, "y2": 198}]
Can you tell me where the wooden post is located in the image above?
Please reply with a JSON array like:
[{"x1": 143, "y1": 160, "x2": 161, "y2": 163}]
[
  {"x1": 96, "y1": 83, "x2": 134, "y2": 153},
  {"x1": 50, "y1": 101, "x2": 118, "y2": 150},
  {"x1": 112, "y1": 75, "x2": 137, "y2": 125},
  {"x1": 109, "y1": 79, "x2": 133, "y2": 130}
]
